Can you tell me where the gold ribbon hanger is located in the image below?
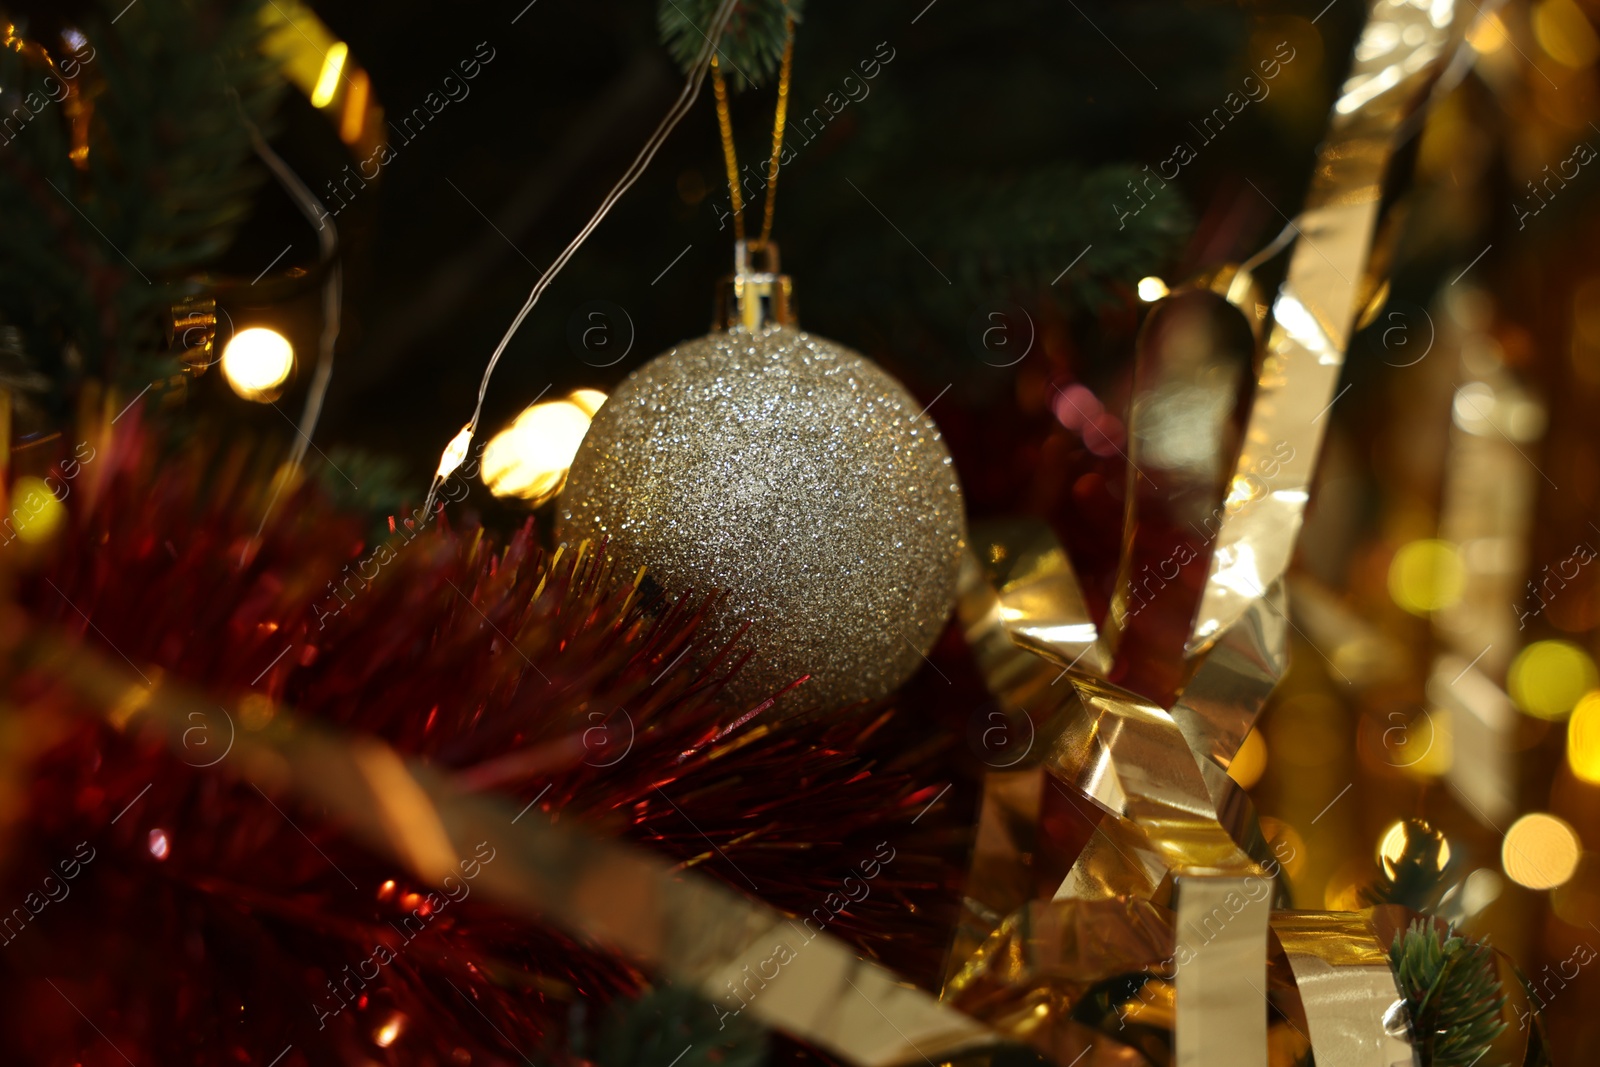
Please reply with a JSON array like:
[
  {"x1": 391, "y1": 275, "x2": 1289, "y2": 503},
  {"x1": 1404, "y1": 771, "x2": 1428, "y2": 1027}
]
[{"x1": 710, "y1": 15, "x2": 795, "y2": 253}]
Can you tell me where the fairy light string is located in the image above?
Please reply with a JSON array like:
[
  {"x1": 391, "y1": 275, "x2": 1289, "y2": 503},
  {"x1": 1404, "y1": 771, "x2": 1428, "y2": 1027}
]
[{"x1": 422, "y1": 0, "x2": 743, "y2": 520}]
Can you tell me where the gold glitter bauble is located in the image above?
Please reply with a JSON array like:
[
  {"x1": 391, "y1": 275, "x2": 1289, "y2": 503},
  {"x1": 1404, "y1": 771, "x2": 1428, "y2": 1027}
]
[{"x1": 559, "y1": 325, "x2": 966, "y2": 711}]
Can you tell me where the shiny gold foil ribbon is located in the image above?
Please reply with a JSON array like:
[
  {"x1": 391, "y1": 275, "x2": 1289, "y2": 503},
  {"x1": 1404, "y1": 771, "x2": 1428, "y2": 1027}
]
[
  {"x1": 1431, "y1": 292, "x2": 1541, "y2": 826},
  {"x1": 1106, "y1": 287, "x2": 1255, "y2": 660},
  {"x1": 1046, "y1": 674, "x2": 1257, "y2": 880},
  {"x1": 1272, "y1": 912, "x2": 1413, "y2": 1067},
  {"x1": 949, "y1": 528, "x2": 1102, "y2": 986},
  {"x1": 1189, "y1": 0, "x2": 1465, "y2": 655},
  {"x1": 945, "y1": 899, "x2": 1415, "y2": 1067},
  {"x1": 1046, "y1": 670, "x2": 1274, "y2": 1067},
  {"x1": 0, "y1": 25, "x2": 93, "y2": 169},
  {"x1": 976, "y1": 519, "x2": 1110, "y2": 676},
  {"x1": 944, "y1": 897, "x2": 1180, "y2": 1065},
  {"x1": 960, "y1": 527, "x2": 1279, "y2": 1064},
  {"x1": 1172, "y1": 876, "x2": 1273, "y2": 1067},
  {"x1": 943, "y1": 761, "x2": 1044, "y2": 989},
  {"x1": 952, "y1": 6, "x2": 1467, "y2": 1066},
  {"x1": 1169, "y1": 587, "x2": 1287, "y2": 776}
]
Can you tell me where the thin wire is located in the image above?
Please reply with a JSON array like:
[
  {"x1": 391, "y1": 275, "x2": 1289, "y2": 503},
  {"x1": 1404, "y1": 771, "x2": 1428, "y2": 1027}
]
[
  {"x1": 710, "y1": 16, "x2": 796, "y2": 252},
  {"x1": 422, "y1": 0, "x2": 742, "y2": 520},
  {"x1": 231, "y1": 88, "x2": 341, "y2": 564},
  {"x1": 1238, "y1": 217, "x2": 1298, "y2": 277}
]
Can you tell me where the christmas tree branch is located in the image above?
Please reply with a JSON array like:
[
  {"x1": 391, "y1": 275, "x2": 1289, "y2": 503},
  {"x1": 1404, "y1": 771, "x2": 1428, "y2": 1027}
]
[
  {"x1": 657, "y1": 0, "x2": 802, "y2": 90},
  {"x1": 0, "y1": 0, "x2": 281, "y2": 393}
]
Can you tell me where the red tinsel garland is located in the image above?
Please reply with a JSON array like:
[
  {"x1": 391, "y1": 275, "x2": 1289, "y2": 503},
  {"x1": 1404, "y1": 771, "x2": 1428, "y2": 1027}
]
[{"x1": 0, "y1": 419, "x2": 975, "y2": 1066}]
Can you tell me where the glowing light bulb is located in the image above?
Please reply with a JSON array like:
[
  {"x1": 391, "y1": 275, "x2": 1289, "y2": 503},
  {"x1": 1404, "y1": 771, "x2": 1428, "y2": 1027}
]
[
  {"x1": 220, "y1": 327, "x2": 294, "y2": 401},
  {"x1": 1501, "y1": 812, "x2": 1581, "y2": 889},
  {"x1": 373, "y1": 1012, "x2": 404, "y2": 1048},
  {"x1": 568, "y1": 388, "x2": 608, "y2": 417},
  {"x1": 482, "y1": 392, "x2": 604, "y2": 505},
  {"x1": 1137, "y1": 276, "x2": 1169, "y2": 302},
  {"x1": 436, "y1": 425, "x2": 474, "y2": 480}
]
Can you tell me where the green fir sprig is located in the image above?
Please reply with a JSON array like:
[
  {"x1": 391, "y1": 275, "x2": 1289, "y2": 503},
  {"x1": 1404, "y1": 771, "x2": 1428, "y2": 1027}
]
[{"x1": 1389, "y1": 920, "x2": 1508, "y2": 1067}]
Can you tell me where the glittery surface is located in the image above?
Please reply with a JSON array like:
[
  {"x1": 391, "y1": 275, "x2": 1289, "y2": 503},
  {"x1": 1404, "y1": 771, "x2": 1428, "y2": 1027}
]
[{"x1": 559, "y1": 325, "x2": 967, "y2": 711}]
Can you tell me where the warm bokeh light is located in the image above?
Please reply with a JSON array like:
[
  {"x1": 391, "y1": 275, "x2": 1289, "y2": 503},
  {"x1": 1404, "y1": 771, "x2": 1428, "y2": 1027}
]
[
  {"x1": 310, "y1": 41, "x2": 348, "y2": 108},
  {"x1": 1533, "y1": 0, "x2": 1600, "y2": 68},
  {"x1": 569, "y1": 388, "x2": 608, "y2": 417},
  {"x1": 1387, "y1": 539, "x2": 1465, "y2": 614},
  {"x1": 1323, "y1": 857, "x2": 1375, "y2": 911},
  {"x1": 1257, "y1": 816, "x2": 1307, "y2": 879},
  {"x1": 1502, "y1": 813, "x2": 1581, "y2": 889},
  {"x1": 1567, "y1": 690, "x2": 1600, "y2": 783},
  {"x1": 220, "y1": 327, "x2": 294, "y2": 401},
  {"x1": 1508, "y1": 640, "x2": 1597, "y2": 720},
  {"x1": 1552, "y1": 853, "x2": 1600, "y2": 927},
  {"x1": 1227, "y1": 727, "x2": 1267, "y2": 789},
  {"x1": 373, "y1": 1012, "x2": 404, "y2": 1048},
  {"x1": 1460, "y1": 867, "x2": 1503, "y2": 917},
  {"x1": 339, "y1": 68, "x2": 369, "y2": 144},
  {"x1": 481, "y1": 391, "x2": 606, "y2": 504},
  {"x1": 11, "y1": 477, "x2": 64, "y2": 544},
  {"x1": 1467, "y1": 10, "x2": 1509, "y2": 53},
  {"x1": 237, "y1": 693, "x2": 275, "y2": 732},
  {"x1": 1137, "y1": 276, "x2": 1169, "y2": 302},
  {"x1": 1394, "y1": 706, "x2": 1452, "y2": 779}
]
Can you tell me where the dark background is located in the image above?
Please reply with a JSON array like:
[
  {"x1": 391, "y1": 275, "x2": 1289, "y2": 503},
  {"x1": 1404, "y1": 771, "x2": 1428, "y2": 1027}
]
[{"x1": 208, "y1": 0, "x2": 1357, "y2": 504}]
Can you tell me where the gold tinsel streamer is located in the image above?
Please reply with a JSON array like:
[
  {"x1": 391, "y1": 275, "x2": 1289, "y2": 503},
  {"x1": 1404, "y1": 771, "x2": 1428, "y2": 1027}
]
[
  {"x1": 948, "y1": 2, "x2": 1473, "y2": 1065},
  {"x1": 1187, "y1": 0, "x2": 1466, "y2": 656}
]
